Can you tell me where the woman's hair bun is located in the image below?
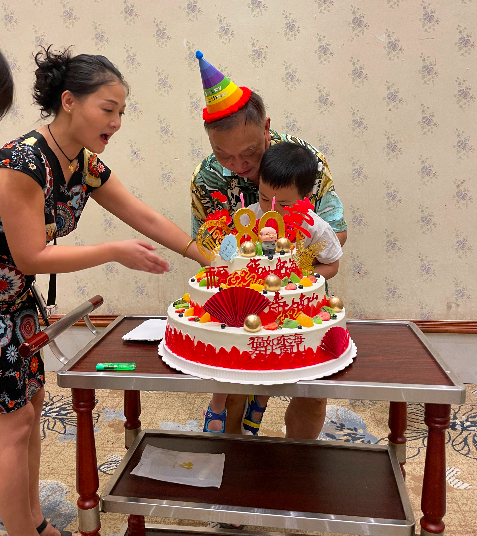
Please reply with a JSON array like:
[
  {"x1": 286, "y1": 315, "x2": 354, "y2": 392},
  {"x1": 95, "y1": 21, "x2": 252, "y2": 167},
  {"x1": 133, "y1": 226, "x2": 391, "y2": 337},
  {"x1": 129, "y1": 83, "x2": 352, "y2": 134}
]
[
  {"x1": 33, "y1": 45, "x2": 72, "y2": 117},
  {"x1": 45, "y1": 63, "x2": 67, "y2": 87}
]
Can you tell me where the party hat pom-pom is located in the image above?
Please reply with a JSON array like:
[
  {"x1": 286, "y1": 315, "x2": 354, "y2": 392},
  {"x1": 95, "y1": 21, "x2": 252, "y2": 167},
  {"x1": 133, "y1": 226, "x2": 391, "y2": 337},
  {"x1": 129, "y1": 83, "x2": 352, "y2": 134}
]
[
  {"x1": 320, "y1": 327, "x2": 350, "y2": 358},
  {"x1": 196, "y1": 50, "x2": 203, "y2": 59},
  {"x1": 203, "y1": 286, "x2": 269, "y2": 327}
]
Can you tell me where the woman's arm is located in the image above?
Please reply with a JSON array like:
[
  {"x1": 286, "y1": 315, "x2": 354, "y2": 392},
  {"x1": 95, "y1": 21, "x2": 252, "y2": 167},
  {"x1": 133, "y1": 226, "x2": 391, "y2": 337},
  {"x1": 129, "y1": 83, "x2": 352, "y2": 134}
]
[
  {"x1": 0, "y1": 169, "x2": 169, "y2": 275},
  {"x1": 91, "y1": 172, "x2": 207, "y2": 265}
]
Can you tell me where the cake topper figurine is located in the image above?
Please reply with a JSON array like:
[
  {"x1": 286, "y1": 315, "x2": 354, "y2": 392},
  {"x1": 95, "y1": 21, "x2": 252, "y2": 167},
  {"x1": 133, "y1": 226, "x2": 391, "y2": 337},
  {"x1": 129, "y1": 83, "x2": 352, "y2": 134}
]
[
  {"x1": 292, "y1": 235, "x2": 326, "y2": 274},
  {"x1": 196, "y1": 218, "x2": 231, "y2": 261},
  {"x1": 259, "y1": 227, "x2": 277, "y2": 260},
  {"x1": 283, "y1": 198, "x2": 315, "y2": 239},
  {"x1": 233, "y1": 206, "x2": 259, "y2": 243},
  {"x1": 219, "y1": 233, "x2": 238, "y2": 261},
  {"x1": 197, "y1": 192, "x2": 326, "y2": 268}
]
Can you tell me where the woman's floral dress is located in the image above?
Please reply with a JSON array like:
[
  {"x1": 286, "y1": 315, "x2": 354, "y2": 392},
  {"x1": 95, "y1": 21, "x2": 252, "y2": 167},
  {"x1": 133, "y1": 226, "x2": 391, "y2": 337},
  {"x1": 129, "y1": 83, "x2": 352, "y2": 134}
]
[{"x1": 0, "y1": 131, "x2": 110, "y2": 412}]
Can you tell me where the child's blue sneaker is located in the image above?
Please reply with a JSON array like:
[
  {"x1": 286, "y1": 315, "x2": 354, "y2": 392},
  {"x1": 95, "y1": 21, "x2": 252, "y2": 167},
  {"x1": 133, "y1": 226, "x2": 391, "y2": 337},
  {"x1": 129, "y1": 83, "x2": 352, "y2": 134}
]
[
  {"x1": 242, "y1": 395, "x2": 267, "y2": 436},
  {"x1": 203, "y1": 405, "x2": 226, "y2": 433}
]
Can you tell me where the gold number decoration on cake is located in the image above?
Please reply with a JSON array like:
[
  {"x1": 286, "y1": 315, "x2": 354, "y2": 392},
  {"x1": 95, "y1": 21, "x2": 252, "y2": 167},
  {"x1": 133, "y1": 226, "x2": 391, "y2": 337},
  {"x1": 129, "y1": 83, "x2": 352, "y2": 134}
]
[
  {"x1": 233, "y1": 208, "x2": 258, "y2": 244},
  {"x1": 196, "y1": 219, "x2": 231, "y2": 261},
  {"x1": 257, "y1": 210, "x2": 285, "y2": 238}
]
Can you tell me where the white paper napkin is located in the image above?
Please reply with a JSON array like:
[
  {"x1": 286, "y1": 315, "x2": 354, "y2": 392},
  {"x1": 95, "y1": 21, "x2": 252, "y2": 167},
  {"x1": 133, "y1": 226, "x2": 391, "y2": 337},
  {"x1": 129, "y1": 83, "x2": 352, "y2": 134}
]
[
  {"x1": 122, "y1": 319, "x2": 167, "y2": 341},
  {"x1": 130, "y1": 444, "x2": 225, "y2": 488}
]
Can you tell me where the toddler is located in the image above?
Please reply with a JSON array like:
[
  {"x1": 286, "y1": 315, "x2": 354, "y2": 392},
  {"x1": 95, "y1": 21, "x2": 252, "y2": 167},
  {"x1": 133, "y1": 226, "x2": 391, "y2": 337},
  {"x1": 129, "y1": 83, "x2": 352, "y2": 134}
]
[{"x1": 204, "y1": 142, "x2": 342, "y2": 434}]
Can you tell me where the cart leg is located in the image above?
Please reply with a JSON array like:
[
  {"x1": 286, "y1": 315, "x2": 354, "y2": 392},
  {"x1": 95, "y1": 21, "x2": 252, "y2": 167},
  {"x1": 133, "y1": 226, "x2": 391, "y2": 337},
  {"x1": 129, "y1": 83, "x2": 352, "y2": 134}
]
[
  {"x1": 128, "y1": 514, "x2": 146, "y2": 536},
  {"x1": 124, "y1": 390, "x2": 145, "y2": 534},
  {"x1": 72, "y1": 388, "x2": 101, "y2": 536},
  {"x1": 420, "y1": 403, "x2": 451, "y2": 535},
  {"x1": 124, "y1": 390, "x2": 142, "y2": 448},
  {"x1": 388, "y1": 401, "x2": 407, "y2": 478}
]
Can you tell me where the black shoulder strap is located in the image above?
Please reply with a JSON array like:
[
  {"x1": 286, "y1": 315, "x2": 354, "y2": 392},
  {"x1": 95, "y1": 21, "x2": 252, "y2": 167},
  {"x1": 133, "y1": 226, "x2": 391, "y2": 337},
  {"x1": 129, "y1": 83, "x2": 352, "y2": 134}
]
[{"x1": 35, "y1": 133, "x2": 61, "y2": 307}]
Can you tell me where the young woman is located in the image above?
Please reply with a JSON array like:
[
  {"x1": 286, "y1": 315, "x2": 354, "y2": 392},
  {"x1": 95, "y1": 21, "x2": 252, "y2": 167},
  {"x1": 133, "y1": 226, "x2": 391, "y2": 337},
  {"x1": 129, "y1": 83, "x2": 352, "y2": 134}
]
[{"x1": 0, "y1": 46, "x2": 204, "y2": 536}]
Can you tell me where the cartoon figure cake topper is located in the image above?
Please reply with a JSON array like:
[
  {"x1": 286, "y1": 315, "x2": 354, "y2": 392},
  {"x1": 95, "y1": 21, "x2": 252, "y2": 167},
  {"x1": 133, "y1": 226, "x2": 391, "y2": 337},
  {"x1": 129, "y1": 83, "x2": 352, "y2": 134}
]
[{"x1": 259, "y1": 226, "x2": 277, "y2": 259}]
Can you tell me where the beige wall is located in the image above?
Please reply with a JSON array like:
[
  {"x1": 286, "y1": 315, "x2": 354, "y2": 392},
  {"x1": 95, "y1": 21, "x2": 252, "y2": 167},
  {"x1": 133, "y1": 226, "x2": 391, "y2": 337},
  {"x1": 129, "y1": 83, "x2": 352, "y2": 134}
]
[{"x1": 1, "y1": 0, "x2": 476, "y2": 320}]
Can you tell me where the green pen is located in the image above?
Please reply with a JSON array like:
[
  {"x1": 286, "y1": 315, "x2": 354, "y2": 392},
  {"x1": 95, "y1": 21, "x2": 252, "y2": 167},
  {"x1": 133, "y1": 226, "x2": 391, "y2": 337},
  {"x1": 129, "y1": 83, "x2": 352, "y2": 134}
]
[{"x1": 96, "y1": 362, "x2": 136, "y2": 371}]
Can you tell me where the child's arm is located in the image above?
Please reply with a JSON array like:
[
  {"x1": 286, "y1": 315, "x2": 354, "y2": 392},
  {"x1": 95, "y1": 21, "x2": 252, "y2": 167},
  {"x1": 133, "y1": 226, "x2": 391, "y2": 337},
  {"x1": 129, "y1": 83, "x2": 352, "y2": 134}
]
[{"x1": 313, "y1": 259, "x2": 339, "y2": 280}]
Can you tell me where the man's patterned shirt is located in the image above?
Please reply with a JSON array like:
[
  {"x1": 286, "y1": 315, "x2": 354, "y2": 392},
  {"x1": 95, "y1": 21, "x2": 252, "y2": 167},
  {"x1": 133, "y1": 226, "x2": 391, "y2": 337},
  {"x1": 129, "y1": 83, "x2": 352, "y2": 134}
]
[{"x1": 190, "y1": 129, "x2": 347, "y2": 238}]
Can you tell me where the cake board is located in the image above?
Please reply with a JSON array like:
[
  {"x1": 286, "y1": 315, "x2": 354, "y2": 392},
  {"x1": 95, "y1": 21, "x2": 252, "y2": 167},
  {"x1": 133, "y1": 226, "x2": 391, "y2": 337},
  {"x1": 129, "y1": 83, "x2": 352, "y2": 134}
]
[{"x1": 158, "y1": 339, "x2": 357, "y2": 385}]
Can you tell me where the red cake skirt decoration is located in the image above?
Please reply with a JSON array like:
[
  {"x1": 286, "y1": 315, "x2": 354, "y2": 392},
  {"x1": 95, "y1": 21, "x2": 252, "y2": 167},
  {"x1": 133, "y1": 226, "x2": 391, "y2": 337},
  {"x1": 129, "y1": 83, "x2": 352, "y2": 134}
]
[{"x1": 164, "y1": 324, "x2": 350, "y2": 371}]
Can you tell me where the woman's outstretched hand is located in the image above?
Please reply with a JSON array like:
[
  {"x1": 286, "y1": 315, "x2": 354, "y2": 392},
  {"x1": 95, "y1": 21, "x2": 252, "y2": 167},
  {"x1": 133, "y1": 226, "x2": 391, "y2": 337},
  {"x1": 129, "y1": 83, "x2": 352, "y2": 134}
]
[{"x1": 113, "y1": 239, "x2": 170, "y2": 274}]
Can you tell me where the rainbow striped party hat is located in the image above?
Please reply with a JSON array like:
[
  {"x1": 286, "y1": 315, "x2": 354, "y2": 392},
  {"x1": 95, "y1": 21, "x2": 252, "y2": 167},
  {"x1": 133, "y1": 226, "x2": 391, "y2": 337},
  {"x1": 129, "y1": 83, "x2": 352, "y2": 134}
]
[{"x1": 196, "y1": 50, "x2": 251, "y2": 123}]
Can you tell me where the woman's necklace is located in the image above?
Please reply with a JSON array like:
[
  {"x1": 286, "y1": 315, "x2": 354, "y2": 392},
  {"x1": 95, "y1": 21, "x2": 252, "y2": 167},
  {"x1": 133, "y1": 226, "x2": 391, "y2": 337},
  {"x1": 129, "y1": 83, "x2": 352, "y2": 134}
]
[{"x1": 47, "y1": 124, "x2": 76, "y2": 172}]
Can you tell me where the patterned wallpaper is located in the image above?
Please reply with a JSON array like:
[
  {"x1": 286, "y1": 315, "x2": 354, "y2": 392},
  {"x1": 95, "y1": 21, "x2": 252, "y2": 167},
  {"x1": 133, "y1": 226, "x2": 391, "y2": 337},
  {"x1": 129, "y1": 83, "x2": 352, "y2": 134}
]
[{"x1": 1, "y1": 0, "x2": 476, "y2": 320}]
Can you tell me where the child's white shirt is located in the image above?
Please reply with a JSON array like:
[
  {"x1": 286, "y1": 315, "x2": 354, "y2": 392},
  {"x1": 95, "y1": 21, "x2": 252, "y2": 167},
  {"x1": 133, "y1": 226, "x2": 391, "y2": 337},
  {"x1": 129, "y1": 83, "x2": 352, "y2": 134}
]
[{"x1": 247, "y1": 203, "x2": 342, "y2": 264}]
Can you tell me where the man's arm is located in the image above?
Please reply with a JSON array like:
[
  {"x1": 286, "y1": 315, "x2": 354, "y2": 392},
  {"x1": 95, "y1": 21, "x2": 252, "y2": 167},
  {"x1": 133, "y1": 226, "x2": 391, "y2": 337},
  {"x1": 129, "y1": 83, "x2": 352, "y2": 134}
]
[
  {"x1": 315, "y1": 190, "x2": 347, "y2": 245},
  {"x1": 336, "y1": 230, "x2": 347, "y2": 246},
  {"x1": 191, "y1": 213, "x2": 202, "y2": 240},
  {"x1": 190, "y1": 161, "x2": 214, "y2": 238},
  {"x1": 301, "y1": 141, "x2": 347, "y2": 245}
]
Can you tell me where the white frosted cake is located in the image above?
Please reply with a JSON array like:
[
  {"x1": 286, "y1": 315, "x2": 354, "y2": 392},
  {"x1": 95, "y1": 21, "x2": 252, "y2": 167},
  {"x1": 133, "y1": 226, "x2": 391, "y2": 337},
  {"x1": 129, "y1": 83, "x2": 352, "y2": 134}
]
[
  {"x1": 161, "y1": 198, "x2": 355, "y2": 383},
  {"x1": 161, "y1": 254, "x2": 354, "y2": 384}
]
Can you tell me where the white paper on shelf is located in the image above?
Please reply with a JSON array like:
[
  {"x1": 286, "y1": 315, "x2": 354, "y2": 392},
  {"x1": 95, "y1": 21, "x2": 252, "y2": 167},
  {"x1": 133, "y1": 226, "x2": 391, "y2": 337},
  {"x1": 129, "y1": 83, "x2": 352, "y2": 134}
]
[
  {"x1": 122, "y1": 319, "x2": 167, "y2": 341},
  {"x1": 130, "y1": 444, "x2": 225, "y2": 488}
]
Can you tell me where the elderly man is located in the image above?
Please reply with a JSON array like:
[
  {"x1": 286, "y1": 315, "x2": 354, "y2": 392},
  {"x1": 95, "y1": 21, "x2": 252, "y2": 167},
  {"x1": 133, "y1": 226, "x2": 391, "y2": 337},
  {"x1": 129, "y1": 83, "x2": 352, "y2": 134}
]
[{"x1": 191, "y1": 51, "x2": 347, "y2": 439}]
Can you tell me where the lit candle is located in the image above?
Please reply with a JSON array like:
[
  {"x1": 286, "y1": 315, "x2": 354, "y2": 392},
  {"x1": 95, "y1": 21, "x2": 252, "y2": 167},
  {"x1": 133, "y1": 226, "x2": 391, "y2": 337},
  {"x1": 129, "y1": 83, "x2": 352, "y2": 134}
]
[
  {"x1": 240, "y1": 193, "x2": 245, "y2": 207},
  {"x1": 271, "y1": 196, "x2": 275, "y2": 211}
]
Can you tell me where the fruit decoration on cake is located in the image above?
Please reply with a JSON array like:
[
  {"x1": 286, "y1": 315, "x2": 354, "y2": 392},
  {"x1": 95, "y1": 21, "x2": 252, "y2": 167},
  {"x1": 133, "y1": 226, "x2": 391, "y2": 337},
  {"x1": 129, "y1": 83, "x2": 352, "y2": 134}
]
[{"x1": 160, "y1": 194, "x2": 356, "y2": 383}]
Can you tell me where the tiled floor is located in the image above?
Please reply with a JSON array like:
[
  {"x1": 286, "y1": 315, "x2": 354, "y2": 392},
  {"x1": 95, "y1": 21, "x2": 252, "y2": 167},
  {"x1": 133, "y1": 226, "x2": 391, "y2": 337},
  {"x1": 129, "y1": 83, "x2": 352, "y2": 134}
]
[{"x1": 44, "y1": 326, "x2": 476, "y2": 384}]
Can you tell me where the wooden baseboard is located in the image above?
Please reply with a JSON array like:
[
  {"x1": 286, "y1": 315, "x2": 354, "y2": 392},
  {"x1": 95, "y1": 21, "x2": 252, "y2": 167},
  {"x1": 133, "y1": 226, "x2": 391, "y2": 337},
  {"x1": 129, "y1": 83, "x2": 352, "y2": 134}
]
[
  {"x1": 411, "y1": 320, "x2": 477, "y2": 334},
  {"x1": 40, "y1": 315, "x2": 477, "y2": 334}
]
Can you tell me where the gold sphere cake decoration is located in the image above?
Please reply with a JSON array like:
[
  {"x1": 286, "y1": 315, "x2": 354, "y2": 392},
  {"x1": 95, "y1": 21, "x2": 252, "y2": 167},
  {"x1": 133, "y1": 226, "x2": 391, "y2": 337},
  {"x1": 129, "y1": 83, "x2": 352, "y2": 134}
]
[
  {"x1": 240, "y1": 241, "x2": 257, "y2": 257},
  {"x1": 263, "y1": 274, "x2": 281, "y2": 292},
  {"x1": 328, "y1": 295, "x2": 344, "y2": 313},
  {"x1": 243, "y1": 314, "x2": 262, "y2": 332},
  {"x1": 275, "y1": 237, "x2": 291, "y2": 253}
]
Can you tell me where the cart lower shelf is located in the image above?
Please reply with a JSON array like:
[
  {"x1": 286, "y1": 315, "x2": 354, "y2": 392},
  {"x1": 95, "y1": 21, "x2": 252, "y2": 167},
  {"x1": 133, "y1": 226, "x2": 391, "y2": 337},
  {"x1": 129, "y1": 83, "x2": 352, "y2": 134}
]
[{"x1": 101, "y1": 430, "x2": 415, "y2": 536}]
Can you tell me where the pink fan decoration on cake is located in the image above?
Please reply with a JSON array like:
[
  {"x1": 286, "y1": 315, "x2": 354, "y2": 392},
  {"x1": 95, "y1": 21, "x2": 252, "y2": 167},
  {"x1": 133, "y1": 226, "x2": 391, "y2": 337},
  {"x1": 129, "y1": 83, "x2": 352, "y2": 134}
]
[
  {"x1": 320, "y1": 327, "x2": 350, "y2": 357},
  {"x1": 203, "y1": 287, "x2": 269, "y2": 327}
]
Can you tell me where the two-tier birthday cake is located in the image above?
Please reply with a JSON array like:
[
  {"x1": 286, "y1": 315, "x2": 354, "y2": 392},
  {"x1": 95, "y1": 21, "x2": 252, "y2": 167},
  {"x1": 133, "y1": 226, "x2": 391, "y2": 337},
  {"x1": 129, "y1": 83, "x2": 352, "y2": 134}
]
[{"x1": 159, "y1": 197, "x2": 356, "y2": 384}]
